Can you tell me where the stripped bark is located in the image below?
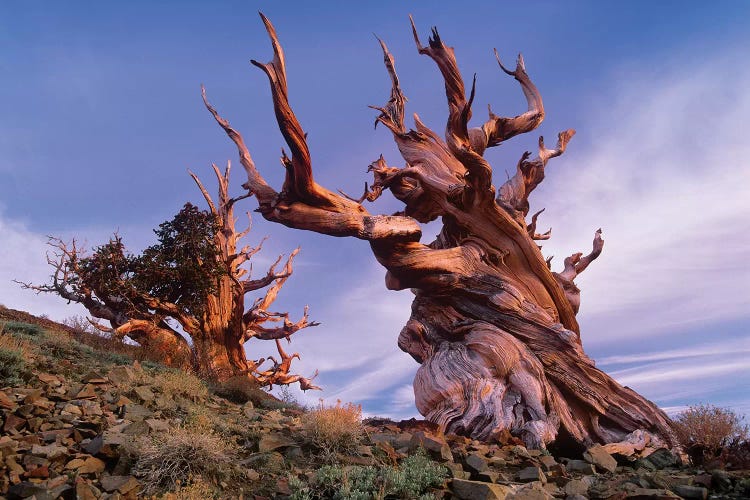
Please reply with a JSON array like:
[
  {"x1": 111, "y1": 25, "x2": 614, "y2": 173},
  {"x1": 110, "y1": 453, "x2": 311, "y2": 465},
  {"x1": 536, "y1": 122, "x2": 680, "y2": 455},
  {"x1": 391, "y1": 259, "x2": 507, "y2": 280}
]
[{"x1": 203, "y1": 14, "x2": 674, "y2": 448}]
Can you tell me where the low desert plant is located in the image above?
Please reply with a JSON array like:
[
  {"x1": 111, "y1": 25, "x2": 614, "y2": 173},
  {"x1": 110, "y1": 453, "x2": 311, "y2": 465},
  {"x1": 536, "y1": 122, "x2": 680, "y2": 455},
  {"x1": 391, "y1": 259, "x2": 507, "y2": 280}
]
[
  {"x1": 184, "y1": 405, "x2": 221, "y2": 433},
  {"x1": 62, "y1": 315, "x2": 146, "y2": 363},
  {"x1": 166, "y1": 476, "x2": 218, "y2": 499},
  {"x1": 382, "y1": 451, "x2": 448, "y2": 498},
  {"x1": 289, "y1": 449, "x2": 446, "y2": 500},
  {"x1": 2, "y1": 320, "x2": 45, "y2": 338},
  {"x1": 211, "y1": 375, "x2": 267, "y2": 404},
  {"x1": 0, "y1": 329, "x2": 30, "y2": 355},
  {"x1": 129, "y1": 426, "x2": 236, "y2": 495},
  {"x1": 0, "y1": 333, "x2": 27, "y2": 386},
  {"x1": 302, "y1": 399, "x2": 364, "y2": 456},
  {"x1": 673, "y1": 404, "x2": 749, "y2": 465},
  {"x1": 40, "y1": 333, "x2": 92, "y2": 361},
  {"x1": 278, "y1": 385, "x2": 306, "y2": 410},
  {"x1": 152, "y1": 369, "x2": 209, "y2": 401},
  {"x1": 62, "y1": 315, "x2": 99, "y2": 335}
]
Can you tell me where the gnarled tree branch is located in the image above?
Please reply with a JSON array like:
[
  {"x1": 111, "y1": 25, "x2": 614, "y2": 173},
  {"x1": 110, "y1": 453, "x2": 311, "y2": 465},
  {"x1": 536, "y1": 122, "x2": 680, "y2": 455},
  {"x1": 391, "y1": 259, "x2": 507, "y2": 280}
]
[
  {"x1": 473, "y1": 51, "x2": 545, "y2": 154},
  {"x1": 202, "y1": 13, "x2": 674, "y2": 450}
]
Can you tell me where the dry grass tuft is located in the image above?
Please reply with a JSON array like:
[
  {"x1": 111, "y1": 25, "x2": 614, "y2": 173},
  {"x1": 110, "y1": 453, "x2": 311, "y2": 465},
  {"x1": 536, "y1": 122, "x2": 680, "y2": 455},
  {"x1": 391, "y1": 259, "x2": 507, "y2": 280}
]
[
  {"x1": 302, "y1": 399, "x2": 364, "y2": 455},
  {"x1": 0, "y1": 329, "x2": 31, "y2": 356},
  {"x1": 211, "y1": 375, "x2": 268, "y2": 405},
  {"x1": 184, "y1": 405, "x2": 219, "y2": 433},
  {"x1": 0, "y1": 330, "x2": 29, "y2": 387},
  {"x1": 130, "y1": 426, "x2": 235, "y2": 495},
  {"x1": 152, "y1": 370, "x2": 209, "y2": 401},
  {"x1": 158, "y1": 476, "x2": 217, "y2": 499}
]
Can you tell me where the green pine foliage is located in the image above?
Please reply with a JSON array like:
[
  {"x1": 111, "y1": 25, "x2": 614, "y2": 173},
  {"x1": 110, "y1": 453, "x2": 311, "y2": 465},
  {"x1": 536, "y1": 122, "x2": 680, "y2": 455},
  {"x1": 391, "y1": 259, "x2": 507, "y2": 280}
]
[
  {"x1": 2, "y1": 321, "x2": 45, "y2": 338},
  {"x1": 73, "y1": 203, "x2": 225, "y2": 318}
]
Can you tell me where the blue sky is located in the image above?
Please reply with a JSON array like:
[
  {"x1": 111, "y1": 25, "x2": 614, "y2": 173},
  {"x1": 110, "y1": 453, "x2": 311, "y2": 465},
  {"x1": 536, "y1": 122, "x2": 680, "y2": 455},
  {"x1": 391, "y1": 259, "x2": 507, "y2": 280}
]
[{"x1": 1, "y1": 1, "x2": 748, "y2": 419}]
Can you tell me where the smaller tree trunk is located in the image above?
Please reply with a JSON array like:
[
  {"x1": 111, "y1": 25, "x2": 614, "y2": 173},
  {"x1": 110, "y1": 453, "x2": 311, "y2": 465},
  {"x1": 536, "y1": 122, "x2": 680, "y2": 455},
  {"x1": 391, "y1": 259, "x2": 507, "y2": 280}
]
[
  {"x1": 20, "y1": 166, "x2": 320, "y2": 391},
  {"x1": 193, "y1": 333, "x2": 250, "y2": 381}
]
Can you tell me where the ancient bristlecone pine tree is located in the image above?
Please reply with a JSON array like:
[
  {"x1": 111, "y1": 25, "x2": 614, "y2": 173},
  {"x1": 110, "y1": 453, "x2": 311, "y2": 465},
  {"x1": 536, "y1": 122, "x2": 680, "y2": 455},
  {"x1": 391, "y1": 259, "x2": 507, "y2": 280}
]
[
  {"x1": 203, "y1": 14, "x2": 674, "y2": 448},
  {"x1": 21, "y1": 165, "x2": 319, "y2": 388}
]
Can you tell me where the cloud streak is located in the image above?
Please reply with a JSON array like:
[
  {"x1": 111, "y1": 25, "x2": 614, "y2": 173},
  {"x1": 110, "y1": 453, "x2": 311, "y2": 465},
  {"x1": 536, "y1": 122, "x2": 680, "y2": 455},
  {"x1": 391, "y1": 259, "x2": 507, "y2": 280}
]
[
  {"x1": 0, "y1": 210, "x2": 88, "y2": 320},
  {"x1": 597, "y1": 338, "x2": 750, "y2": 366},
  {"x1": 536, "y1": 51, "x2": 750, "y2": 345}
]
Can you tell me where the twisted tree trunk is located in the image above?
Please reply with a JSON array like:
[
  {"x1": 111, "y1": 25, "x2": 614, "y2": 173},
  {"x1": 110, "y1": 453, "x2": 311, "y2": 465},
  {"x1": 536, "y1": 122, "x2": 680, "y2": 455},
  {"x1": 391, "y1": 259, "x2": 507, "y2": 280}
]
[
  {"x1": 203, "y1": 13, "x2": 674, "y2": 449},
  {"x1": 188, "y1": 165, "x2": 319, "y2": 385}
]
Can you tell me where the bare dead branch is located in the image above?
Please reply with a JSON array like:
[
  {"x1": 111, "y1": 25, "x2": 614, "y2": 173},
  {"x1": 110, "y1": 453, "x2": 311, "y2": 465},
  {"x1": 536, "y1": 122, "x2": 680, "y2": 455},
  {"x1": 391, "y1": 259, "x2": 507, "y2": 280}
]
[
  {"x1": 248, "y1": 305, "x2": 320, "y2": 341},
  {"x1": 200, "y1": 16, "x2": 673, "y2": 448},
  {"x1": 370, "y1": 37, "x2": 407, "y2": 134},
  {"x1": 497, "y1": 129, "x2": 576, "y2": 217},
  {"x1": 201, "y1": 86, "x2": 278, "y2": 205},
  {"x1": 473, "y1": 51, "x2": 545, "y2": 153},
  {"x1": 250, "y1": 13, "x2": 322, "y2": 204},
  {"x1": 235, "y1": 234, "x2": 268, "y2": 270},
  {"x1": 250, "y1": 248, "x2": 299, "y2": 311},
  {"x1": 189, "y1": 169, "x2": 218, "y2": 216},
  {"x1": 236, "y1": 212, "x2": 254, "y2": 241},
  {"x1": 255, "y1": 339, "x2": 321, "y2": 391},
  {"x1": 527, "y1": 208, "x2": 552, "y2": 240},
  {"x1": 552, "y1": 229, "x2": 604, "y2": 315},
  {"x1": 575, "y1": 228, "x2": 604, "y2": 275},
  {"x1": 409, "y1": 17, "x2": 494, "y2": 204}
]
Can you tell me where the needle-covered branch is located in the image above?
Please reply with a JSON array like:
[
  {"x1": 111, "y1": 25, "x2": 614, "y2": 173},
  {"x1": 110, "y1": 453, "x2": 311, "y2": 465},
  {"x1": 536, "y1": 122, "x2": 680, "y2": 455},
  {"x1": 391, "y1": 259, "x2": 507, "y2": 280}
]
[
  {"x1": 21, "y1": 165, "x2": 322, "y2": 388},
  {"x1": 17, "y1": 238, "x2": 194, "y2": 367}
]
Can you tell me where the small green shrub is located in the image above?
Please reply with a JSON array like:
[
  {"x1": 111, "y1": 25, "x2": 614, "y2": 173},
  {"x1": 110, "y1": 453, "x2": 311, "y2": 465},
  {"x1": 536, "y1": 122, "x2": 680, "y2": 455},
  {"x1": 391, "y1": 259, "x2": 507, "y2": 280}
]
[
  {"x1": 0, "y1": 347, "x2": 26, "y2": 386},
  {"x1": 289, "y1": 449, "x2": 447, "y2": 500},
  {"x1": 2, "y1": 321, "x2": 45, "y2": 338},
  {"x1": 385, "y1": 451, "x2": 447, "y2": 498},
  {"x1": 40, "y1": 334, "x2": 90, "y2": 361},
  {"x1": 96, "y1": 351, "x2": 131, "y2": 366},
  {"x1": 141, "y1": 359, "x2": 169, "y2": 372}
]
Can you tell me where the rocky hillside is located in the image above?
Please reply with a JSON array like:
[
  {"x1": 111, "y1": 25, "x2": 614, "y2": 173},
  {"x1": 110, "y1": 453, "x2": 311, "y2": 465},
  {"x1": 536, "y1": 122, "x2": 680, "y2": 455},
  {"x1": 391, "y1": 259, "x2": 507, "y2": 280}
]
[{"x1": 0, "y1": 307, "x2": 748, "y2": 499}]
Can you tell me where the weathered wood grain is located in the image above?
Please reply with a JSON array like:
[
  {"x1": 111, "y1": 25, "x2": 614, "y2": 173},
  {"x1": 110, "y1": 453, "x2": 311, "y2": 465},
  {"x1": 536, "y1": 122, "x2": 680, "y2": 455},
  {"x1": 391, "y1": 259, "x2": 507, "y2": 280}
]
[{"x1": 204, "y1": 13, "x2": 674, "y2": 448}]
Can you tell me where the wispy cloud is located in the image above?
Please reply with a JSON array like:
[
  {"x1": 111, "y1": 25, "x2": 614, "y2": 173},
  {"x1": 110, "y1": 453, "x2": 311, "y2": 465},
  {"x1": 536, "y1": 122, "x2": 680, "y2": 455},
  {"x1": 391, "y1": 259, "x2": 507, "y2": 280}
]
[
  {"x1": 597, "y1": 338, "x2": 750, "y2": 366},
  {"x1": 611, "y1": 359, "x2": 748, "y2": 387},
  {"x1": 262, "y1": 266, "x2": 419, "y2": 412},
  {"x1": 602, "y1": 341, "x2": 750, "y2": 412},
  {"x1": 0, "y1": 210, "x2": 88, "y2": 320},
  {"x1": 535, "y1": 51, "x2": 750, "y2": 345}
]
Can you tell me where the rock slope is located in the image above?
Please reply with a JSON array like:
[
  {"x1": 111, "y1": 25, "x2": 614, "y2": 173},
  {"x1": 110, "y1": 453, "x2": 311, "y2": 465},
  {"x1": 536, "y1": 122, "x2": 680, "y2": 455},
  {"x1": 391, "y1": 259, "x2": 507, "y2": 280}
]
[{"x1": 0, "y1": 309, "x2": 748, "y2": 499}]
